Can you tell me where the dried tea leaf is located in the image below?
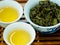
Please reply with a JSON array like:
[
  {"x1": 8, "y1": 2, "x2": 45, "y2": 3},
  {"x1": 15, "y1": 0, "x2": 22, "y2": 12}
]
[{"x1": 30, "y1": 1, "x2": 60, "y2": 26}]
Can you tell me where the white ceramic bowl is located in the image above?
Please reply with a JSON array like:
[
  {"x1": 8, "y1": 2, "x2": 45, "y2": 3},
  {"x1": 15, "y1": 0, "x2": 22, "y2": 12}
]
[
  {"x1": 0, "y1": 0, "x2": 23, "y2": 24},
  {"x1": 3, "y1": 22, "x2": 36, "y2": 45},
  {"x1": 24, "y1": 0, "x2": 60, "y2": 34}
]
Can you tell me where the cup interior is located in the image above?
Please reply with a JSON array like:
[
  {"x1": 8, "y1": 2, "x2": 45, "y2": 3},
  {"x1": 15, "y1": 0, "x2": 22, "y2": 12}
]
[{"x1": 3, "y1": 22, "x2": 36, "y2": 45}]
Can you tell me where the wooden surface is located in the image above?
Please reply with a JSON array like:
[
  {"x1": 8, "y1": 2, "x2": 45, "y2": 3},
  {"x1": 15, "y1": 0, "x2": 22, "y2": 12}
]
[
  {"x1": 16, "y1": 0, "x2": 27, "y2": 3},
  {"x1": 0, "y1": 0, "x2": 60, "y2": 45}
]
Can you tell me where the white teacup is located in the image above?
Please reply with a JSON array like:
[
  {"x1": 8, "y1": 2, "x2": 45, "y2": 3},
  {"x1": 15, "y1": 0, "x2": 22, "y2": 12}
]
[
  {"x1": 3, "y1": 22, "x2": 36, "y2": 45},
  {"x1": 24, "y1": 0, "x2": 60, "y2": 34},
  {"x1": 0, "y1": 0, "x2": 23, "y2": 24}
]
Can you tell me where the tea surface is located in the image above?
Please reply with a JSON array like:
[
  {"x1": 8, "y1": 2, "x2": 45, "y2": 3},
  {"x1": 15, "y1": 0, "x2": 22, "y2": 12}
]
[
  {"x1": 0, "y1": 7, "x2": 19, "y2": 22},
  {"x1": 7, "y1": 29, "x2": 31, "y2": 45}
]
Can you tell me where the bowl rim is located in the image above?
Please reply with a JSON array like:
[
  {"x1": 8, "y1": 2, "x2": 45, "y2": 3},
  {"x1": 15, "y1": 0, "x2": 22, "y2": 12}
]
[{"x1": 24, "y1": 0, "x2": 60, "y2": 28}]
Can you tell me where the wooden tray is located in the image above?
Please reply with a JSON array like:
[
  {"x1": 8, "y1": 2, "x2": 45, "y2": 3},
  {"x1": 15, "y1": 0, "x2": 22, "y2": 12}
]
[{"x1": 0, "y1": 0, "x2": 60, "y2": 45}]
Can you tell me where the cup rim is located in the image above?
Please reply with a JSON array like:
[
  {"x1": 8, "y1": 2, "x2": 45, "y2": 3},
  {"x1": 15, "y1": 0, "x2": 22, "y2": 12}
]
[
  {"x1": 0, "y1": 1, "x2": 23, "y2": 24},
  {"x1": 3, "y1": 22, "x2": 36, "y2": 45}
]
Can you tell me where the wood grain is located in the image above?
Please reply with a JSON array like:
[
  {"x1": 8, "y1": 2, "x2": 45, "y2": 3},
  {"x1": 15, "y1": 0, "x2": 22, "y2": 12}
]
[{"x1": 16, "y1": 0, "x2": 27, "y2": 3}]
